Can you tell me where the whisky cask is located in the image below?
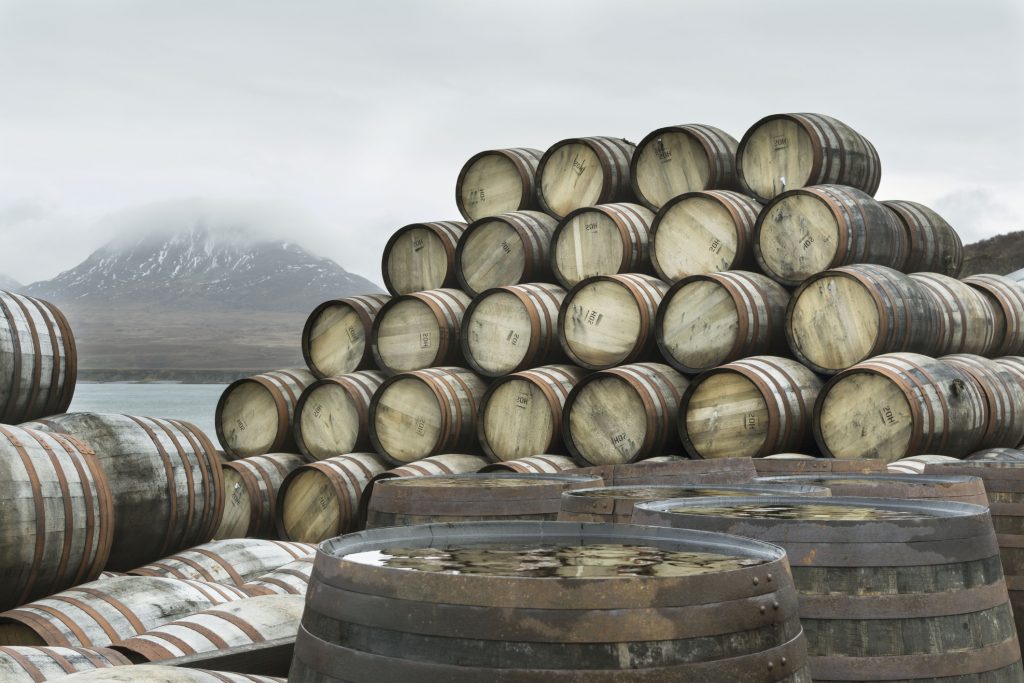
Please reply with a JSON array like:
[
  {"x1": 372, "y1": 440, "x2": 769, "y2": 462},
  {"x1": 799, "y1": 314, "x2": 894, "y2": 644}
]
[
  {"x1": 969, "y1": 448, "x2": 1024, "y2": 461},
  {"x1": 885, "y1": 454, "x2": 961, "y2": 474},
  {"x1": 630, "y1": 124, "x2": 740, "y2": 210},
  {"x1": 477, "y1": 365, "x2": 588, "y2": 462},
  {"x1": 292, "y1": 371, "x2": 385, "y2": 461},
  {"x1": 756, "y1": 472, "x2": 989, "y2": 506},
  {"x1": 455, "y1": 148, "x2": 542, "y2": 222},
  {"x1": 58, "y1": 664, "x2": 284, "y2": 682},
  {"x1": 943, "y1": 354, "x2": 1024, "y2": 449},
  {"x1": 558, "y1": 273, "x2": 668, "y2": 369},
  {"x1": 550, "y1": 203, "x2": 655, "y2": 287},
  {"x1": 964, "y1": 274, "x2": 1024, "y2": 355},
  {"x1": 656, "y1": 270, "x2": 790, "y2": 373},
  {"x1": 649, "y1": 191, "x2": 761, "y2": 282},
  {"x1": 574, "y1": 456, "x2": 759, "y2": 486},
  {"x1": 536, "y1": 137, "x2": 636, "y2": 218},
  {"x1": 0, "y1": 291, "x2": 76, "y2": 423},
  {"x1": 215, "y1": 370, "x2": 315, "y2": 458},
  {"x1": 478, "y1": 454, "x2": 578, "y2": 474},
  {"x1": 883, "y1": 200, "x2": 964, "y2": 276},
  {"x1": 381, "y1": 221, "x2": 466, "y2": 295},
  {"x1": 215, "y1": 453, "x2": 305, "y2": 539},
  {"x1": 455, "y1": 211, "x2": 557, "y2": 296},
  {"x1": 0, "y1": 645, "x2": 130, "y2": 682},
  {"x1": 370, "y1": 289, "x2": 471, "y2": 374},
  {"x1": 736, "y1": 112, "x2": 882, "y2": 202},
  {"x1": 999, "y1": 356, "x2": 1024, "y2": 387},
  {"x1": 460, "y1": 283, "x2": 566, "y2": 377},
  {"x1": 127, "y1": 539, "x2": 313, "y2": 587},
  {"x1": 680, "y1": 357, "x2": 824, "y2": 460},
  {"x1": 301, "y1": 295, "x2": 390, "y2": 379},
  {"x1": 240, "y1": 556, "x2": 314, "y2": 596},
  {"x1": 754, "y1": 455, "x2": 889, "y2": 476},
  {"x1": 754, "y1": 185, "x2": 907, "y2": 286},
  {"x1": 910, "y1": 273, "x2": 998, "y2": 356}
]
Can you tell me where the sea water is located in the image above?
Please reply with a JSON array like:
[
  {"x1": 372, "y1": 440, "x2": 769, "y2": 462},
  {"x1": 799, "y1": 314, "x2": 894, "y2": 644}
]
[{"x1": 68, "y1": 383, "x2": 226, "y2": 439}]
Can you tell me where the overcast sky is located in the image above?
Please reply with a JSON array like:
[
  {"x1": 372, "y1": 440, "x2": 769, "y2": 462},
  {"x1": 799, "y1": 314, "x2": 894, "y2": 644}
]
[{"x1": 1, "y1": 0, "x2": 1022, "y2": 287}]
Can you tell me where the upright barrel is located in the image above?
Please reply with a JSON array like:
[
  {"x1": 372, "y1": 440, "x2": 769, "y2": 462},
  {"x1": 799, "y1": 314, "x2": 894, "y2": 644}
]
[
  {"x1": 381, "y1": 221, "x2": 466, "y2": 295},
  {"x1": 943, "y1": 354, "x2": 1024, "y2": 449},
  {"x1": 127, "y1": 539, "x2": 313, "y2": 587},
  {"x1": 883, "y1": 200, "x2": 964, "y2": 276},
  {"x1": 215, "y1": 452, "x2": 305, "y2": 539},
  {"x1": 215, "y1": 369, "x2": 315, "y2": 458},
  {"x1": 753, "y1": 455, "x2": 888, "y2": 476},
  {"x1": 755, "y1": 472, "x2": 989, "y2": 506},
  {"x1": 630, "y1": 123, "x2": 740, "y2": 210},
  {"x1": 910, "y1": 273, "x2": 997, "y2": 356},
  {"x1": 536, "y1": 136, "x2": 636, "y2": 218},
  {"x1": 301, "y1": 294, "x2": 390, "y2": 378},
  {"x1": 0, "y1": 646, "x2": 130, "y2": 682},
  {"x1": 550, "y1": 203, "x2": 655, "y2": 288},
  {"x1": 0, "y1": 291, "x2": 77, "y2": 423},
  {"x1": 293, "y1": 371, "x2": 385, "y2": 461},
  {"x1": 455, "y1": 148, "x2": 542, "y2": 222},
  {"x1": 965, "y1": 274, "x2": 1024, "y2": 356},
  {"x1": 454, "y1": 211, "x2": 557, "y2": 296},
  {"x1": 370, "y1": 288, "x2": 471, "y2": 374}
]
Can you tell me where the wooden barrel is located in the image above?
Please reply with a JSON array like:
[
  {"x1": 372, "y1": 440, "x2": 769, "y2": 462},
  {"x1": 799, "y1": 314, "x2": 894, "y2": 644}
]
[
  {"x1": 364, "y1": 473, "x2": 604, "y2": 528},
  {"x1": 910, "y1": 273, "x2": 998, "y2": 356},
  {"x1": 0, "y1": 645, "x2": 130, "y2": 682},
  {"x1": 970, "y1": 448, "x2": 1024, "y2": 461},
  {"x1": 57, "y1": 665, "x2": 284, "y2": 682},
  {"x1": 550, "y1": 203, "x2": 655, "y2": 287},
  {"x1": 460, "y1": 283, "x2": 566, "y2": 377},
  {"x1": 275, "y1": 453, "x2": 386, "y2": 543},
  {"x1": 301, "y1": 295, "x2": 390, "y2": 379},
  {"x1": 787, "y1": 264, "x2": 938, "y2": 375},
  {"x1": 113, "y1": 594, "x2": 303, "y2": 663},
  {"x1": 291, "y1": 521, "x2": 811, "y2": 681},
  {"x1": 680, "y1": 357, "x2": 824, "y2": 460},
  {"x1": 381, "y1": 221, "x2": 466, "y2": 295},
  {"x1": 455, "y1": 148, "x2": 543, "y2": 222},
  {"x1": 999, "y1": 356, "x2": 1024, "y2": 387},
  {"x1": 754, "y1": 456, "x2": 889, "y2": 476},
  {"x1": 26, "y1": 413, "x2": 223, "y2": 572},
  {"x1": 477, "y1": 365, "x2": 588, "y2": 462},
  {"x1": 0, "y1": 291, "x2": 77, "y2": 424},
  {"x1": 0, "y1": 575, "x2": 248, "y2": 648},
  {"x1": 454, "y1": 211, "x2": 557, "y2": 296},
  {"x1": 656, "y1": 270, "x2": 790, "y2": 373},
  {"x1": 649, "y1": 190, "x2": 761, "y2": 283},
  {"x1": 574, "y1": 456, "x2": 759, "y2": 486},
  {"x1": 0, "y1": 425, "x2": 112, "y2": 612},
  {"x1": 535, "y1": 136, "x2": 636, "y2": 219},
  {"x1": 756, "y1": 472, "x2": 989, "y2": 506},
  {"x1": 128, "y1": 539, "x2": 313, "y2": 587},
  {"x1": 883, "y1": 200, "x2": 964, "y2": 276},
  {"x1": 736, "y1": 112, "x2": 882, "y2": 202},
  {"x1": 754, "y1": 185, "x2": 907, "y2": 286},
  {"x1": 292, "y1": 371, "x2": 385, "y2": 461},
  {"x1": 216, "y1": 453, "x2": 305, "y2": 539},
  {"x1": 886, "y1": 454, "x2": 962, "y2": 474},
  {"x1": 478, "y1": 454, "x2": 578, "y2": 474},
  {"x1": 943, "y1": 354, "x2": 1024, "y2": 449},
  {"x1": 241, "y1": 556, "x2": 314, "y2": 597},
  {"x1": 964, "y1": 274, "x2": 1024, "y2": 356},
  {"x1": 629, "y1": 124, "x2": 740, "y2": 210},
  {"x1": 370, "y1": 288, "x2": 471, "y2": 374},
  {"x1": 559, "y1": 482, "x2": 830, "y2": 524},
  {"x1": 368, "y1": 367, "x2": 487, "y2": 464},
  {"x1": 814, "y1": 353, "x2": 988, "y2": 462},
  {"x1": 215, "y1": 369, "x2": 315, "y2": 458},
  {"x1": 558, "y1": 273, "x2": 668, "y2": 369}
]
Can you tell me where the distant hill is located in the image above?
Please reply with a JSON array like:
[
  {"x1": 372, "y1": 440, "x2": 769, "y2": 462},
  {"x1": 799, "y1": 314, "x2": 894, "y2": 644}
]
[
  {"x1": 961, "y1": 230, "x2": 1024, "y2": 277},
  {"x1": 0, "y1": 273, "x2": 21, "y2": 291}
]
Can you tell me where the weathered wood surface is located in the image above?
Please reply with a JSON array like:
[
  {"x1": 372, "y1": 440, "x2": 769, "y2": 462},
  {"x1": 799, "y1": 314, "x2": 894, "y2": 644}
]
[
  {"x1": 371, "y1": 289, "x2": 471, "y2": 374},
  {"x1": 456, "y1": 148, "x2": 542, "y2": 222},
  {"x1": 883, "y1": 200, "x2": 963, "y2": 276},
  {"x1": 381, "y1": 222, "x2": 466, "y2": 295},
  {"x1": 301, "y1": 295, "x2": 390, "y2": 379},
  {"x1": 630, "y1": 124, "x2": 739, "y2": 210},
  {"x1": 241, "y1": 557, "x2": 314, "y2": 597},
  {"x1": 0, "y1": 645, "x2": 130, "y2": 682},
  {"x1": 885, "y1": 454, "x2": 961, "y2": 474},
  {"x1": 293, "y1": 371, "x2": 385, "y2": 461},
  {"x1": 911, "y1": 273, "x2": 998, "y2": 357},
  {"x1": 478, "y1": 454, "x2": 578, "y2": 474},
  {"x1": 536, "y1": 137, "x2": 636, "y2": 218},
  {"x1": 551, "y1": 203, "x2": 655, "y2": 288},
  {"x1": 216, "y1": 453, "x2": 305, "y2": 539},
  {"x1": 455, "y1": 211, "x2": 557, "y2": 296},
  {"x1": 572, "y1": 456, "x2": 759, "y2": 487},
  {"x1": 965, "y1": 274, "x2": 1024, "y2": 356},
  {"x1": 943, "y1": 354, "x2": 1024, "y2": 449},
  {"x1": 754, "y1": 456, "x2": 889, "y2": 476},
  {"x1": 756, "y1": 472, "x2": 989, "y2": 506},
  {"x1": 128, "y1": 539, "x2": 313, "y2": 588},
  {"x1": 57, "y1": 664, "x2": 285, "y2": 681},
  {"x1": 215, "y1": 370, "x2": 315, "y2": 458}
]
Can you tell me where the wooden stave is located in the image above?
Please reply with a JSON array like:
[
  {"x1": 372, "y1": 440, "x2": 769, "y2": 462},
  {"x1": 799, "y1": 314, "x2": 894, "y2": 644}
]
[
  {"x1": 454, "y1": 211, "x2": 558, "y2": 296},
  {"x1": 910, "y1": 272, "x2": 998, "y2": 357},
  {"x1": 49, "y1": 664, "x2": 285, "y2": 682},
  {"x1": 968, "y1": 448, "x2": 1024, "y2": 461},
  {"x1": 301, "y1": 295, "x2": 390, "y2": 379},
  {"x1": 0, "y1": 291, "x2": 77, "y2": 424},
  {"x1": 478, "y1": 454, "x2": 579, "y2": 474},
  {"x1": 370, "y1": 289, "x2": 471, "y2": 375},
  {"x1": 241, "y1": 556, "x2": 314, "y2": 597},
  {"x1": 460, "y1": 283, "x2": 567, "y2": 378},
  {"x1": 882, "y1": 200, "x2": 964, "y2": 277},
  {"x1": 629, "y1": 124, "x2": 740, "y2": 210},
  {"x1": 964, "y1": 274, "x2": 1024, "y2": 356},
  {"x1": 656, "y1": 270, "x2": 790, "y2": 374},
  {"x1": 215, "y1": 370, "x2": 315, "y2": 459},
  {"x1": 885, "y1": 454, "x2": 962, "y2": 474},
  {"x1": 550, "y1": 203, "x2": 656, "y2": 288},
  {"x1": 381, "y1": 222, "x2": 467, "y2": 296},
  {"x1": 755, "y1": 472, "x2": 990, "y2": 507},
  {"x1": 536, "y1": 137, "x2": 637, "y2": 219},
  {"x1": 942, "y1": 354, "x2": 1024, "y2": 450},
  {"x1": 0, "y1": 645, "x2": 131, "y2": 682},
  {"x1": 216, "y1": 453, "x2": 306, "y2": 539},
  {"x1": 292, "y1": 371, "x2": 386, "y2": 462},
  {"x1": 455, "y1": 148, "x2": 543, "y2": 222},
  {"x1": 127, "y1": 539, "x2": 313, "y2": 587},
  {"x1": 753, "y1": 457, "x2": 889, "y2": 476}
]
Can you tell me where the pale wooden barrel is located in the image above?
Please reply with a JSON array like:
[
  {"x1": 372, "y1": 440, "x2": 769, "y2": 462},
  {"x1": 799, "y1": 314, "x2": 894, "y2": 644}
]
[
  {"x1": 656, "y1": 270, "x2": 790, "y2": 373},
  {"x1": 293, "y1": 371, "x2": 385, "y2": 461},
  {"x1": 756, "y1": 472, "x2": 989, "y2": 507},
  {"x1": 550, "y1": 203, "x2": 655, "y2": 287},
  {"x1": 886, "y1": 454, "x2": 962, "y2": 474},
  {"x1": 943, "y1": 354, "x2": 1024, "y2": 449},
  {"x1": 680, "y1": 356, "x2": 824, "y2": 460},
  {"x1": 0, "y1": 645, "x2": 130, "y2": 682},
  {"x1": 629, "y1": 124, "x2": 740, "y2": 210},
  {"x1": 368, "y1": 367, "x2": 487, "y2": 464},
  {"x1": 215, "y1": 369, "x2": 315, "y2": 458},
  {"x1": 460, "y1": 283, "x2": 566, "y2": 377},
  {"x1": 0, "y1": 575, "x2": 248, "y2": 648},
  {"x1": 241, "y1": 556, "x2": 314, "y2": 596},
  {"x1": 563, "y1": 363, "x2": 688, "y2": 466},
  {"x1": 736, "y1": 112, "x2": 882, "y2": 202},
  {"x1": 0, "y1": 425, "x2": 113, "y2": 612},
  {"x1": 999, "y1": 356, "x2": 1024, "y2": 387},
  {"x1": 883, "y1": 200, "x2": 964, "y2": 276},
  {"x1": 301, "y1": 295, "x2": 390, "y2": 379},
  {"x1": 558, "y1": 273, "x2": 668, "y2": 370},
  {"x1": 26, "y1": 413, "x2": 223, "y2": 572},
  {"x1": 58, "y1": 665, "x2": 284, "y2": 682},
  {"x1": 477, "y1": 365, "x2": 588, "y2": 462},
  {"x1": 649, "y1": 190, "x2": 761, "y2": 282},
  {"x1": 113, "y1": 594, "x2": 303, "y2": 663},
  {"x1": 455, "y1": 148, "x2": 543, "y2": 221},
  {"x1": 969, "y1": 448, "x2": 1024, "y2": 461},
  {"x1": 478, "y1": 454, "x2": 578, "y2": 473},
  {"x1": 0, "y1": 291, "x2": 77, "y2": 424},
  {"x1": 381, "y1": 221, "x2": 466, "y2": 295},
  {"x1": 754, "y1": 185, "x2": 907, "y2": 286},
  {"x1": 574, "y1": 456, "x2": 759, "y2": 486},
  {"x1": 216, "y1": 453, "x2": 305, "y2": 539},
  {"x1": 454, "y1": 211, "x2": 557, "y2": 296},
  {"x1": 910, "y1": 273, "x2": 999, "y2": 356},
  {"x1": 814, "y1": 353, "x2": 988, "y2": 462},
  {"x1": 370, "y1": 288, "x2": 471, "y2": 374},
  {"x1": 276, "y1": 453, "x2": 387, "y2": 543},
  {"x1": 536, "y1": 136, "x2": 636, "y2": 218},
  {"x1": 787, "y1": 264, "x2": 938, "y2": 375},
  {"x1": 965, "y1": 274, "x2": 1024, "y2": 356},
  {"x1": 755, "y1": 456, "x2": 889, "y2": 476},
  {"x1": 128, "y1": 539, "x2": 313, "y2": 587}
]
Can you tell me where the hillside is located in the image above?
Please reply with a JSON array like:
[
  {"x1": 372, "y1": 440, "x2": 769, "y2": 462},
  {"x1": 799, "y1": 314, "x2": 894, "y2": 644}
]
[
  {"x1": 0, "y1": 274, "x2": 21, "y2": 291},
  {"x1": 960, "y1": 230, "x2": 1024, "y2": 277}
]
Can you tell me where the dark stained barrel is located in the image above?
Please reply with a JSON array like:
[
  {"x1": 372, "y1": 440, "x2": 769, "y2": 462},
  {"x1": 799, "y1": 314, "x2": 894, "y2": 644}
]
[
  {"x1": 370, "y1": 289, "x2": 471, "y2": 374},
  {"x1": 633, "y1": 496, "x2": 1022, "y2": 681},
  {"x1": 755, "y1": 472, "x2": 989, "y2": 506},
  {"x1": 0, "y1": 645, "x2": 129, "y2": 682},
  {"x1": 943, "y1": 354, "x2": 1024, "y2": 449},
  {"x1": 574, "y1": 456, "x2": 759, "y2": 487},
  {"x1": 883, "y1": 200, "x2": 964, "y2": 276},
  {"x1": 550, "y1": 203, "x2": 655, "y2": 288},
  {"x1": 536, "y1": 136, "x2": 636, "y2": 219},
  {"x1": 478, "y1": 454, "x2": 578, "y2": 474},
  {"x1": 965, "y1": 274, "x2": 1024, "y2": 356},
  {"x1": 290, "y1": 521, "x2": 811, "y2": 682},
  {"x1": 381, "y1": 221, "x2": 466, "y2": 295},
  {"x1": 215, "y1": 369, "x2": 315, "y2": 458},
  {"x1": 456, "y1": 148, "x2": 543, "y2": 222},
  {"x1": 293, "y1": 371, "x2": 385, "y2": 461},
  {"x1": 127, "y1": 539, "x2": 313, "y2": 587},
  {"x1": 910, "y1": 273, "x2": 998, "y2": 356},
  {"x1": 753, "y1": 455, "x2": 888, "y2": 476},
  {"x1": 630, "y1": 124, "x2": 740, "y2": 210},
  {"x1": 301, "y1": 295, "x2": 390, "y2": 379},
  {"x1": 216, "y1": 453, "x2": 305, "y2": 539},
  {"x1": 455, "y1": 211, "x2": 557, "y2": 296},
  {"x1": 0, "y1": 291, "x2": 77, "y2": 424}
]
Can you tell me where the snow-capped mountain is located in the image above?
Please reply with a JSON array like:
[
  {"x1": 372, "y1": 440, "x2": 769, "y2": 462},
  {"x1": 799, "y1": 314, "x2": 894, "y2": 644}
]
[{"x1": 0, "y1": 274, "x2": 21, "y2": 292}]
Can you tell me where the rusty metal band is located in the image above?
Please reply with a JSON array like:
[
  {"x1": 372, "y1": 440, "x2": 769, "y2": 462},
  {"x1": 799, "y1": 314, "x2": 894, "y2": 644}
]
[{"x1": 797, "y1": 578, "x2": 1011, "y2": 619}]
